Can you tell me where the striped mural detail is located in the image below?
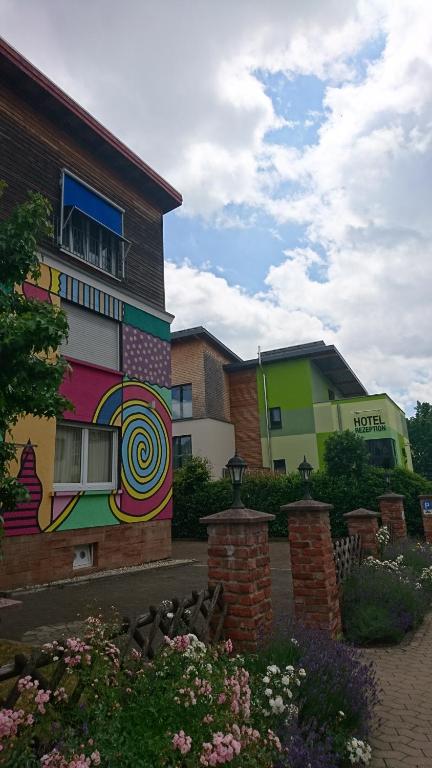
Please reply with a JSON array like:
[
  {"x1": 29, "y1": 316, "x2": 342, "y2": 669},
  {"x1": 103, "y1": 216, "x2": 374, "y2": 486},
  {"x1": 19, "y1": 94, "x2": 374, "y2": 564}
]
[
  {"x1": 57, "y1": 272, "x2": 123, "y2": 321},
  {"x1": 3, "y1": 442, "x2": 42, "y2": 536}
]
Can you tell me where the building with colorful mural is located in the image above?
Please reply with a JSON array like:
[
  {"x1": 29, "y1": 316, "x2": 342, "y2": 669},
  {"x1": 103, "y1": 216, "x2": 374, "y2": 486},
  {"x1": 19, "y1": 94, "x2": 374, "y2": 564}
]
[
  {"x1": 171, "y1": 332, "x2": 413, "y2": 476},
  {"x1": 0, "y1": 39, "x2": 182, "y2": 589}
]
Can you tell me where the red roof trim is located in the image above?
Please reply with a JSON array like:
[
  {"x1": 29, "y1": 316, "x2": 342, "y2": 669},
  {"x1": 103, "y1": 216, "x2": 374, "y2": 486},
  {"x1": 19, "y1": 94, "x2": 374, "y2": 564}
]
[{"x1": 0, "y1": 37, "x2": 182, "y2": 209}]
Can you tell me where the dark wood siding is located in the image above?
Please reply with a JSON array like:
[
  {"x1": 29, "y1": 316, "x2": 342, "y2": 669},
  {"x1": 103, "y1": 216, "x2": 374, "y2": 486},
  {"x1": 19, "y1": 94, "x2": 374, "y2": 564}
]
[{"x1": 0, "y1": 82, "x2": 165, "y2": 310}]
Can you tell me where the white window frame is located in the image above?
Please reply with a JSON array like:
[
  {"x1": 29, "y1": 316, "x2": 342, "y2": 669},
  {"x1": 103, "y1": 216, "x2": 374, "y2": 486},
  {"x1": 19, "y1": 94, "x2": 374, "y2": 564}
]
[{"x1": 54, "y1": 422, "x2": 118, "y2": 492}]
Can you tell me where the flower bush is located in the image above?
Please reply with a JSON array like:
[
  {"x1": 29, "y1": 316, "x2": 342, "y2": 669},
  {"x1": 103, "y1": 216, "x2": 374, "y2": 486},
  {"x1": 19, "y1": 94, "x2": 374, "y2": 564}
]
[
  {"x1": 342, "y1": 537, "x2": 432, "y2": 645},
  {"x1": 0, "y1": 615, "x2": 375, "y2": 768},
  {"x1": 246, "y1": 624, "x2": 377, "y2": 767}
]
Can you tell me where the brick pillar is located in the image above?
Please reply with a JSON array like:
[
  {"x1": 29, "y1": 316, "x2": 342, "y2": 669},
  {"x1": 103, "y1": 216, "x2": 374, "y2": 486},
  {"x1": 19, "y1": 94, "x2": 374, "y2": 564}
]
[
  {"x1": 200, "y1": 507, "x2": 274, "y2": 652},
  {"x1": 419, "y1": 496, "x2": 432, "y2": 544},
  {"x1": 343, "y1": 508, "x2": 380, "y2": 557},
  {"x1": 281, "y1": 499, "x2": 341, "y2": 638},
  {"x1": 377, "y1": 492, "x2": 407, "y2": 540}
]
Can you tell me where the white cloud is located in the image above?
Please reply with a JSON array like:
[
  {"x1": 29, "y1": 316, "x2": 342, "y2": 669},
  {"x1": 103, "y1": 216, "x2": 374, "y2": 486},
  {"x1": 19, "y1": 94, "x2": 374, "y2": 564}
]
[{"x1": 3, "y1": 0, "x2": 432, "y2": 411}]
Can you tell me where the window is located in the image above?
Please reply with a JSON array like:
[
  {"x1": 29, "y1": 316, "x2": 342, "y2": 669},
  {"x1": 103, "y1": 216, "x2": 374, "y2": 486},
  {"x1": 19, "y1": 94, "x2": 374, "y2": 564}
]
[
  {"x1": 60, "y1": 171, "x2": 127, "y2": 279},
  {"x1": 172, "y1": 384, "x2": 192, "y2": 420},
  {"x1": 54, "y1": 423, "x2": 118, "y2": 490},
  {"x1": 173, "y1": 435, "x2": 192, "y2": 470},
  {"x1": 328, "y1": 389, "x2": 335, "y2": 401},
  {"x1": 269, "y1": 407, "x2": 282, "y2": 429},
  {"x1": 273, "y1": 459, "x2": 286, "y2": 474},
  {"x1": 365, "y1": 438, "x2": 397, "y2": 469}
]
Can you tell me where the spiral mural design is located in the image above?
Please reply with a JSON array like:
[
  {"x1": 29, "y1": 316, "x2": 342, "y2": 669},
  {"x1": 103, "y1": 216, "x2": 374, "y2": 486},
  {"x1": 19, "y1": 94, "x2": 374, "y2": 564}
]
[{"x1": 93, "y1": 380, "x2": 172, "y2": 523}]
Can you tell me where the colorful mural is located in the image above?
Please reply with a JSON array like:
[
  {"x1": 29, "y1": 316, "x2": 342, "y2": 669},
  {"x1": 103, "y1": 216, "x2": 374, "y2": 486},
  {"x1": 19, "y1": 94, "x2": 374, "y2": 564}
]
[
  {"x1": 96, "y1": 380, "x2": 172, "y2": 523},
  {"x1": 3, "y1": 441, "x2": 42, "y2": 536},
  {"x1": 122, "y1": 324, "x2": 171, "y2": 388},
  {"x1": 5, "y1": 261, "x2": 173, "y2": 537}
]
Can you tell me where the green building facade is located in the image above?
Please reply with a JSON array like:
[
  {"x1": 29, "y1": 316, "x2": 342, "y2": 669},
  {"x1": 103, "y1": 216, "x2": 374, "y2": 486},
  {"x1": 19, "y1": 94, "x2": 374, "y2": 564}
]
[{"x1": 252, "y1": 342, "x2": 412, "y2": 474}]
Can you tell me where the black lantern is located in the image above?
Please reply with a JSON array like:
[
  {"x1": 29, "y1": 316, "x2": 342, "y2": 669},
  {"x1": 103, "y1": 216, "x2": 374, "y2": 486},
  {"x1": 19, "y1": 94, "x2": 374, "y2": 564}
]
[
  {"x1": 298, "y1": 455, "x2": 313, "y2": 500},
  {"x1": 226, "y1": 451, "x2": 247, "y2": 509}
]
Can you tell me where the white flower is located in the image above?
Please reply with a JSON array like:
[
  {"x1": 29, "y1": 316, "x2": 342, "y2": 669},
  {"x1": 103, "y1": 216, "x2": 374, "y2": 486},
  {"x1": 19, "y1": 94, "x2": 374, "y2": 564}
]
[
  {"x1": 298, "y1": 668, "x2": 306, "y2": 678},
  {"x1": 282, "y1": 676, "x2": 290, "y2": 686},
  {"x1": 267, "y1": 665, "x2": 280, "y2": 675},
  {"x1": 262, "y1": 676, "x2": 270, "y2": 684},
  {"x1": 269, "y1": 695, "x2": 285, "y2": 714},
  {"x1": 264, "y1": 688, "x2": 273, "y2": 697},
  {"x1": 346, "y1": 737, "x2": 372, "y2": 765}
]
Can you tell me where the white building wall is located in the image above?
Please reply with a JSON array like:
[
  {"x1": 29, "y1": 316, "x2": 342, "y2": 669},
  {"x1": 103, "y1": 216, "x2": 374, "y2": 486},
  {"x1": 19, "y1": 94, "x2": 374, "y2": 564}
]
[{"x1": 172, "y1": 418, "x2": 235, "y2": 478}]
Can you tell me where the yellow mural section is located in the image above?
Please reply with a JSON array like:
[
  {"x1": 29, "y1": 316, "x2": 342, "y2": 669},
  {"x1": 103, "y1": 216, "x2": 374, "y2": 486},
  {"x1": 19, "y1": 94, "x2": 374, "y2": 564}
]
[{"x1": 9, "y1": 415, "x2": 57, "y2": 531}]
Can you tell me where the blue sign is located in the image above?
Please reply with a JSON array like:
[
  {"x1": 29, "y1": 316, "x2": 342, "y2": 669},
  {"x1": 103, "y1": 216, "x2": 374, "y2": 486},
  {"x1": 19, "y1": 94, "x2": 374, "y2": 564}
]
[{"x1": 423, "y1": 500, "x2": 432, "y2": 513}]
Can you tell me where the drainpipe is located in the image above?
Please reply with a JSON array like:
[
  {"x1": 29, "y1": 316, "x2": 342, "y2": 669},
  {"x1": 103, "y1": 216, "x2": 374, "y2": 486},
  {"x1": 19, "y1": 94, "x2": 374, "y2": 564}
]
[{"x1": 258, "y1": 346, "x2": 273, "y2": 469}]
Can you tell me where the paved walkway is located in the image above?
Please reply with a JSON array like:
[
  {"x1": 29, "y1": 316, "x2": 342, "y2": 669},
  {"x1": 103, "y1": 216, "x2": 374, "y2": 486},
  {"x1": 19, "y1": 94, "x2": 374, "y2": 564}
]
[
  {"x1": 0, "y1": 540, "x2": 292, "y2": 644},
  {"x1": 366, "y1": 614, "x2": 432, "y2": 768}
]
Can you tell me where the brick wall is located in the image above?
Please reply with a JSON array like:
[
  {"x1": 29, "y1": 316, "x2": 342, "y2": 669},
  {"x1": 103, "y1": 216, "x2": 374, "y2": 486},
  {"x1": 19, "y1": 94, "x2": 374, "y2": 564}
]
[
  {"x1": 228, "y1": 369, "x2": 263, "y2": 468},
  {"x1": 0, "y1": 520, "x2": 171, "y2": 591},
  {"x1": 171, "y1": 338, "x2": 231, "y2": 421}
]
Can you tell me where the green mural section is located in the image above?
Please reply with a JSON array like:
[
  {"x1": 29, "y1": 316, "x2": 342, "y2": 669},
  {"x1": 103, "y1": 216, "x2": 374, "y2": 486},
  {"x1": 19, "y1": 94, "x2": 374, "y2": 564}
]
[
  {"x1": 123, "y1": 303, "x2": 170, "y2": 341},
  {"x1": 56, "y1": 493, "x2": 120, "y2": 531}
]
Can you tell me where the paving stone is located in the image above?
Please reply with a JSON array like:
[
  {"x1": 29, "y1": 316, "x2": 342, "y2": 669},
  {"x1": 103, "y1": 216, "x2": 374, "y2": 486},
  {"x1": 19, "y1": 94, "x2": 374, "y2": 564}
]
[{"x1": 368, "y1": 613, "x2": 432, "y2": 768}]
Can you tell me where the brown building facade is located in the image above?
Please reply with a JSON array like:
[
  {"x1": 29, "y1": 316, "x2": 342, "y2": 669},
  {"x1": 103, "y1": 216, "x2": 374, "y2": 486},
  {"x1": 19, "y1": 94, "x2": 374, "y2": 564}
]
[{"x1": 170, "y1": 328, "x2": 239, "y2": 477}]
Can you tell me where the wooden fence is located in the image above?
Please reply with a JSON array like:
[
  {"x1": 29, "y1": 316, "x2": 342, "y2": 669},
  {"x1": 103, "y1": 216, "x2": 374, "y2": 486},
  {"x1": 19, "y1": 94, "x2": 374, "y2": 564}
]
[
  {"x1": 0, "y1": 584, "x2": 226, "y2": 709},
  {"x1": 333, "y1": 533, "x2": 362, "y2": 584}
]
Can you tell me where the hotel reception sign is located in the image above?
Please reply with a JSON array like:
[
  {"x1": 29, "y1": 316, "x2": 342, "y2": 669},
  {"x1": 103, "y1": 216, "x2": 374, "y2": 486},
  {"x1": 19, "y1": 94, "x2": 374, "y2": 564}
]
[{"x1": 353, "y1": 412, "x2": 387, "y2": 434}]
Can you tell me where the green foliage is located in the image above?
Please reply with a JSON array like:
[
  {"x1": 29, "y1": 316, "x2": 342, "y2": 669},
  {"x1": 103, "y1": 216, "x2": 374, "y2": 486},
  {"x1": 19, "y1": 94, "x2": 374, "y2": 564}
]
[
  {"x1": 173, "y1": 461, "x2": 432, "y2": 539},
  {"x1": 342, "y1": 560, "x2": 431, "y2": 645},
  {"x1": 172, "y1": 456, "x2": 232, "y2": 539},
  {"x1": 0, "y1": 185, "x2": 71, "y2": 525},
  {"x1": 323, "y1": 429, "x2": 370, "y2": 477},
  {"x1": 407, "y1": 401, "x2": 432, "y2": 479}
]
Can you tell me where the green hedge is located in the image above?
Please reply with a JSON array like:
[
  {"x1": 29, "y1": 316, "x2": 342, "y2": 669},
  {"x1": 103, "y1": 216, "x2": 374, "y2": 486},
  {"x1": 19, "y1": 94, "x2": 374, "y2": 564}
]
[{"x1": 172, "y1": 458, "x2": 432, "y2": 539}]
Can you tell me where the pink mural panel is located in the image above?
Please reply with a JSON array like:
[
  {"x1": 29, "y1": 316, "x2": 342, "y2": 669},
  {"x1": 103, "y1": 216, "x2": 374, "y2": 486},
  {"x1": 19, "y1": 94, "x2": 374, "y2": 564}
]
[{"x1": 60, "y1": 359, "x2": 122, "y2": 424}]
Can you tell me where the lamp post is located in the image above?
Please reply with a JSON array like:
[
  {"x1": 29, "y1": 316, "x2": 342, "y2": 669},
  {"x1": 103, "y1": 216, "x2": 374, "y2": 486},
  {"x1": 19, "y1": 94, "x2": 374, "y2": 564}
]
[
  {"x1": 226, "y1": 451, "x2": 247, "y2": 509},
  {"x1": 298, "y1": 455, "x2": 313, "y2": 500}
]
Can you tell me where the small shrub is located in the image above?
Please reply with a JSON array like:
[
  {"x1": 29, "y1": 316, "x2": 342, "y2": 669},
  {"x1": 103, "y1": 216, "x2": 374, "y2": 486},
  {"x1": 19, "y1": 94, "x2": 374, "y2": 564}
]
[{"x1": 342, "y1": 560, "x2": 431, "y2": 645}]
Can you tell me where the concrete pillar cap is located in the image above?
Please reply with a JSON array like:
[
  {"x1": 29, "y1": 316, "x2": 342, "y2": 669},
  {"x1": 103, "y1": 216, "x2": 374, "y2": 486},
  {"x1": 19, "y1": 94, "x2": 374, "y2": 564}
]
[
  {"x1": 344, "y1": 508, "x2": 380, "y2": 519},
  {"x1": 377, "y1": 492, "x2": 405, "y2": 501},
  {"x1": 200, "y1": 507, "x2": 275, "y2": 525},
  {"x1": 280, "y1": 499, "x2": 333, "y2": 513}
]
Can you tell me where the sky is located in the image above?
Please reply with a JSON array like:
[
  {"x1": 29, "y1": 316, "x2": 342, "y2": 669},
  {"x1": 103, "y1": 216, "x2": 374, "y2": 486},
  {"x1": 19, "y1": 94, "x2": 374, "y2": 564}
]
[{"x1": 2, "y1": 0, "x2": 432, "y2": 414}]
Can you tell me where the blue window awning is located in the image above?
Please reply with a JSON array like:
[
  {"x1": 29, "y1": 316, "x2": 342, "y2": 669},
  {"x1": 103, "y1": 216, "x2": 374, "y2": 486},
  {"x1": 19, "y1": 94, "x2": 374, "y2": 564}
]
[{"x1": 63, "y1": 173, "x2": 123, "y2": 236}]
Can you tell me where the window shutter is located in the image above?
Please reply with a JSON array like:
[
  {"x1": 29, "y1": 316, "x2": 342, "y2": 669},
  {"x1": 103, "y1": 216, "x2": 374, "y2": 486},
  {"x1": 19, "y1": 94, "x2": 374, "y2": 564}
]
[{"x1": 60, "y1": 302, "x2": 119, "y2": 370}]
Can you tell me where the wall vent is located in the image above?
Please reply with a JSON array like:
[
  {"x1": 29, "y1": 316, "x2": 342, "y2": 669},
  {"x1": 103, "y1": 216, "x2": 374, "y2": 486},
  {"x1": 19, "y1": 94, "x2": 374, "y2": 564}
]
[{"x1": 73, "y1": 544, "x2": 93, "y2": 570}]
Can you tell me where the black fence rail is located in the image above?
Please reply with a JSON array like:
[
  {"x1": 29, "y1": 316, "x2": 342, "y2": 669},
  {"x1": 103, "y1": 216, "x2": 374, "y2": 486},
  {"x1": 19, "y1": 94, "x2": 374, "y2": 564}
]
[
  {"x1": 333, "y1": 534, "x2": 362, "y2": 584},
  {"x1": 0, "y1": 584, "x2": 226, "y2": 709}
]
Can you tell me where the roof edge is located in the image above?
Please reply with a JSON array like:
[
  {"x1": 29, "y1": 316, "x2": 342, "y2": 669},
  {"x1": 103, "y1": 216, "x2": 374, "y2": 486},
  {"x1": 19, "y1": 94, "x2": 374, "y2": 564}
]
[
  {"x1": 0, "y1": 37, "x2": 182, "y2": 213},
  {"x1": 171, "y1": 326, "x2": 241, "y2": 362}
]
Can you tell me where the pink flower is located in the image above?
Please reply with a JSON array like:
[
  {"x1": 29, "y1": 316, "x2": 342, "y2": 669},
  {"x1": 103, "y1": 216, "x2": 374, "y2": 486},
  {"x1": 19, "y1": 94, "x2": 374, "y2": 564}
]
[
  {"x1": 34, "y1": 688, "x2": 51, "y2": 714},
  {"x1": 224, "y1": 639, "x2": 233, "y2": 654},
  {"x1": 172, "y1": 730, "x2": 192, "y2": 755}
]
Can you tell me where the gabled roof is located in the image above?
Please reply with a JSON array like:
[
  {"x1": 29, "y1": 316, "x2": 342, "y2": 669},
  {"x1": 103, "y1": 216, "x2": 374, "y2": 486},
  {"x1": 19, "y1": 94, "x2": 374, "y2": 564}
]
[
  {"x1": 171, "y1": 327, "x2": 241, "y2": 362},
  {"x1": 225, "y1": 340, "x2": 367, "y2": 397},
  {"x1": 0, "y1": 37, "x2": 182, "y2": 214}
]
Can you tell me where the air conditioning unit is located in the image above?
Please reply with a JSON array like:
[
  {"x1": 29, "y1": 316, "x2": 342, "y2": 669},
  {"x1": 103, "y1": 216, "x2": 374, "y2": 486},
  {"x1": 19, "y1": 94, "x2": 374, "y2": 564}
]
[{"x1": 73, "y1": 544, "x2": 93, "y2": 570}]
